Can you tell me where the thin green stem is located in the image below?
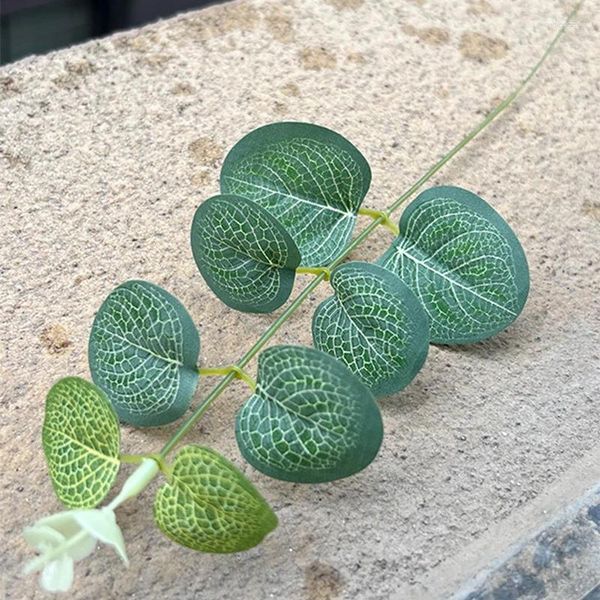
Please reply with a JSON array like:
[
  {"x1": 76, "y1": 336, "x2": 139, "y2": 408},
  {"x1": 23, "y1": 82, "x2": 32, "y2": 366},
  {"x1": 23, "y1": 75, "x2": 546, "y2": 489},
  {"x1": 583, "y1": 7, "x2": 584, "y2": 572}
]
[
  {"x1": 160, "y1": 371, "x2": 238, "y2": 457},
  {"x1": 159, "y1": 5, "x2": 579, "y2": 458},
  {"x1": 385, "y1": 0, "x2": 581, "y2": 216},
  {"x1": 238, "y1": 275, "x2": 326, "y2": 368},
  {"x1": 159, "y1": 275, "x2": 325, "y2": 457},
  {"x1": 329, "y1": 217, "x2": 385, "y2": 270}
]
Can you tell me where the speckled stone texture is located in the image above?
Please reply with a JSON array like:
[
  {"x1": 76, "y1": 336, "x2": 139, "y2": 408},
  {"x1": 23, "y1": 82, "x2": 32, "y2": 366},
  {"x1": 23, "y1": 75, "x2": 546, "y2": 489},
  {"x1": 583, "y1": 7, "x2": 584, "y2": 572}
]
[
  {"x1": 461, "y1": 482, "x2": 600, "y2": 599},
  {"x1": 1, "y1": 0, "x2": 599, "y2": 598}
]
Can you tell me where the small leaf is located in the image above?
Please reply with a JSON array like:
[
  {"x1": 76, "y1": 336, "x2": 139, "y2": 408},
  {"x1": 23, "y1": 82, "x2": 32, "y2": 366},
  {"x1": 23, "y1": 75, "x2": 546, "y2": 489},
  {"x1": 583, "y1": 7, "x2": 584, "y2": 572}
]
[
  {"x1": 89, "y1": 280, "x2": 200, "y2": 426},
  {"x1": 154, "y1": 445, "x2": 277, "y2": 553},
  {"x1": 43, "y1": 378, "x2": 120, "y2": 508},
  {"x1": 71, "y1": 509, "x2": 128, "y2": 564},
  {"x1": 379, "y1": 186, "x2": 529, "y2": 344},
  {"x1": 312, "y1": 261, "x2": 429, "y2": 396},
  {"x1": 40, "y1": 552, "x2": 73, "y2": 593},
  {"x1": 191, "y1": 195, "x2": 301, "y2": 313},
  {"x1": 221, "y1": 122, "x2": 371, "y2": 267},
  {"x1": 236, "y1": 345, "x2": 383, "y2": 483}
]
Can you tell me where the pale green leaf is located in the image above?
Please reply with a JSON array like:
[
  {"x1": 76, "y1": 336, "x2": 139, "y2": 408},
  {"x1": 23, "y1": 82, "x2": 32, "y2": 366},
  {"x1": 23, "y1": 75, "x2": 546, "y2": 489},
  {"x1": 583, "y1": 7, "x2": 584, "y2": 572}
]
[
  {"x1": 220, "y1": 122, "x2": 371, "y2": 267},
  {"x1": 190, "y1": 195, "x2": 301, "y2": 313},
  {"x1": 236, "y1": 345, "x2": 383, "y2": 483},
  {"x1": 312, "y1": 261, "x2": 429, "y2": 396},
  {"x1": 379, "y1": 186, "x2": 529, "y2": 344},
  {"x1": 25, "y1": 513, "x2": 96, "y2": 561},
  {"x1": 71, "y1": 509, "x2": 128, "y2": 564},
  {"x1": 40, "y1": 552, "x2": 73, "y2": 593},
  {"x1": 89, "y1": 280, "x2": 200, "y2": 427},
  {"x1": 43, "y1": 378, "x2": 120, "y2": 508},
  {"x1": 154, "y1": 445, "x2": 277, "y2": 553},
  {"x1": 23, "y1": 524, "x2": 65, "y2": 551}
]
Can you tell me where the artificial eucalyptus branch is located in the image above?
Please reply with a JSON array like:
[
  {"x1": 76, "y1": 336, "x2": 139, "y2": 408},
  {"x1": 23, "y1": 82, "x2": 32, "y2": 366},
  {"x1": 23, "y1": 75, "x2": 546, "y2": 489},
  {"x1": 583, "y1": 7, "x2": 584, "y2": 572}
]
[{"x1": 23, "y1": 4, "x2": 580, "y2": 593}]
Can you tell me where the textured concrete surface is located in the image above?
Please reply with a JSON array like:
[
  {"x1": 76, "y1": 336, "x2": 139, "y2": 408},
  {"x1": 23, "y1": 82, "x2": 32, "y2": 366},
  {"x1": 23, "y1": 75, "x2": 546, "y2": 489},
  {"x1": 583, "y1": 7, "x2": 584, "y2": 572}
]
[{"x1": 1, "y1": 0, "x2": 599, "y2": 598}]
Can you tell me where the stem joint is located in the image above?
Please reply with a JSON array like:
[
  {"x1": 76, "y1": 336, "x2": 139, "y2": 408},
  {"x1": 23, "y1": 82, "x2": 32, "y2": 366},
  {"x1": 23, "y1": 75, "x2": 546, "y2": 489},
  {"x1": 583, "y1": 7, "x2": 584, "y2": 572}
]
[
  {"x1": 296, "y1": 266, "x2": 331, "y2": 281},
  {"x1": 358, "y1": 207, "x2": 400, "y2": 236}
]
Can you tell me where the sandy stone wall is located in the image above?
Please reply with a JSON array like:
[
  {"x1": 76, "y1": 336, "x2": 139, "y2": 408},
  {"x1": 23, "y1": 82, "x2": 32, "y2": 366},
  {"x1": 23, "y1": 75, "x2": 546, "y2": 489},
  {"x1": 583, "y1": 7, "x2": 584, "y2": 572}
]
[{"x1": 1, "y1": 1, "x2": 598, "y2": 598}]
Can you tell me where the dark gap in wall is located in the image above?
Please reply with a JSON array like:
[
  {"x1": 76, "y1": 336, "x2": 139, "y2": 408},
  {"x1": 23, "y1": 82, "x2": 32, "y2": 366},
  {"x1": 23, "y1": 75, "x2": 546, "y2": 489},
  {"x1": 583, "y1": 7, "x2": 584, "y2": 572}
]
[{"x1": 0, "y1": 0, "x2": 229, "y2": 65}]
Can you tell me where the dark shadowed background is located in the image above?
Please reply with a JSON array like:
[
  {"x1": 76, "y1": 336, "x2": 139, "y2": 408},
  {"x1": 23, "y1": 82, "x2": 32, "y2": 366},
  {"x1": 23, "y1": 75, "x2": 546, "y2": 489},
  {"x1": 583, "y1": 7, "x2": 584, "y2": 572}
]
[{"x1": 1, "y1": 0, "x2": 225, "y2": 64}]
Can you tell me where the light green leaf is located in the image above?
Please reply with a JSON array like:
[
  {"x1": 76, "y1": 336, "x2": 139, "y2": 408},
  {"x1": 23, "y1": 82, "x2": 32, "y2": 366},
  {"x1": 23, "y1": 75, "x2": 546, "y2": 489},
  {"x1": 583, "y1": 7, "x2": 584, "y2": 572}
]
[
  {"x1": 236, "y1": 345, "x2": 383, "y2": 483},
  {"x1": 379, "y1": 186, "x2": 529, "y2": 344},
  {"x1": 312, "y1": 262, "x2": 429, "y2": 397},
  {"x1": 43, "y1": 378, "x2": 120, "y2": 508},
  {"x1": 154, "y1": 445, "x2": 277, "y2": 553},
  {"x1": 71, "y1": 509, "x2": 128, "y2": 564},
  {"x1": 220, "y1": 122, "x2": 371, "y2": 267},
  {"x1": 40, "y1": 552, "x2": 73, "y2": 593},
  {"x1": 24, "y1": 514, "x2": 96, "y2": 562},
  {"x1": 190, "y1": 195, "x2": 301, "y2": 313},
  {"x1": 88, "y1": 280, "x2": 200, "y2": 427}
]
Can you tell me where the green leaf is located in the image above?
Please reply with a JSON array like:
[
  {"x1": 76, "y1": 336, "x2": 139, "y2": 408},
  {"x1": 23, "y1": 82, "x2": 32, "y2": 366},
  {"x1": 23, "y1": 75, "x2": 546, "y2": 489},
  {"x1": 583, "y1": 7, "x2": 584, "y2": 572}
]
[
  {"x1": 43, "y1": 377, "x2": 120, "y2": 508},
  {"x1": 312, "y1": 261, "x2": 429, "y2": 397},
  {"x1": 190, "y1": 195, "x2": 301, "y2": 313},
  {"x1": 88, "y1": 280, "x2": 200, "y2": 427},
  {"x1": 236, "y1": 345, "x2": 383, "y2": 483},
  {"x1": 154, "y1": 445, "x2": 278, "y2": 553},
  {"x1": 220, "y1": 122, "x2": 371, "y2": 267},
  {"x1": 379, "y1": 186, "x2": 529, "y2": 344}
]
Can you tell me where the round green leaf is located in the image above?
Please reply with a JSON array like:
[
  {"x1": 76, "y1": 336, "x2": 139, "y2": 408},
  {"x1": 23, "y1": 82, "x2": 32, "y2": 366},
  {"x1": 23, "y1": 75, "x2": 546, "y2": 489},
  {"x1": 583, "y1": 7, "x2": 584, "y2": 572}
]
[
  {"x1": 379, "y1": 186, "x2": 529, "y2": 344},
  {"x1": 312, "y1": 261, "x2": 429, "y2": 397},
  {"x1": 154, "y1": 445, "x2": 278, "y2": 553},
  {"x1": 190, "y1": 195, "x2": 301, "y2": 313},
  {"x1": 220, "y1": 122, "x2": 371, "y2": 267},
  {"x1": 236, "y1": 345, "x2": 383, "y2": 483},
  {"x1": 89, "y1": 280, "x2": 200, "y2": 427},
  {"x1": 43, "y1": 377, "x2": 120, "y2": 508}
]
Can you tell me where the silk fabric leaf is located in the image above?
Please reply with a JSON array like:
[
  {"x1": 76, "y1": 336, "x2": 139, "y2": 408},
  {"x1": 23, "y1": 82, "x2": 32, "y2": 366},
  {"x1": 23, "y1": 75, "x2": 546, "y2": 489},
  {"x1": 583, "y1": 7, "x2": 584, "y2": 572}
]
[
  {"x1": 89, "y1": 280, "x2": 200, "y2": 427},
  {"x1": 190, "y1": 195, "x2": 301, "y2": 313},
  {"x1": 312, "y1": 262, "x2": 429, "y2": 397},
  {"x1": 43, "y1": 377, "x2": 120, "y2": 508},
  {"x1": 236, "y1": 345, "x2": 383, "y2": 483},
  {"x1": 220, "y1": 122, "x2": 371, "y2": 267},
  {"x1": 379, "y1": 186, "x2": 529, "y2": 344},
  {"x1": 154, "y1": 445, "x2": 278, "y2": 553}
]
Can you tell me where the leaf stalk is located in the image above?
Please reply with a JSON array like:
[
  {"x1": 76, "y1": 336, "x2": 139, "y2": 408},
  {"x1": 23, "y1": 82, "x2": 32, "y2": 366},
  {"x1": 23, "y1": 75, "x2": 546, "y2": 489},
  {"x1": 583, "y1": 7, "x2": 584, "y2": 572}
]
[
  {"x1": 119, "y1": 453, "x2": 171, "y2": 476},
  {"x1": 198, "y1": 365, "x2": 257, "y2": 390},
  {"x1": 296, "y1": 266, "x2": 332, "y2": 280}
]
